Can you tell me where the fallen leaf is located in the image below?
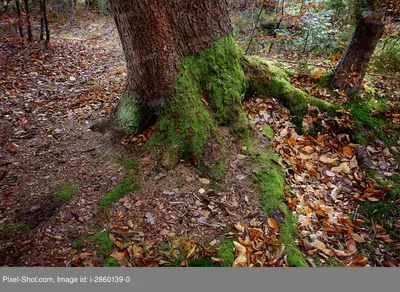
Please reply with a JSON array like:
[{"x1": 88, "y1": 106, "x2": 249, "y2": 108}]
[
  {"x1": 127, "y1": 220, "x2": 134, "y2": 228},
  {"x1": 110, "y1": 251, "x2": 126, "y2": 261},
  {"x1": 313, "y1": 70, "x2": 323, "y2": 79},
  {"x1": 314, "y1": 239, "x2": 334, "y2": 256},
  {"x1": 333, "y1": 249, "x2": 349, "y2": 257},
  {"x1": 280, "y1": 127, "x2": 288, "y2": 137},
  {"x1": 49, "y1": 235, "x2": 62, "y2": 241},
  {"x1": 351, "y1": 232, "x2": 365, "y2": 243},
  {"x1": 145, "y1": 212, "x2": 155, "y2": 225},
  {"x1": 343, "y1": 147, "x2": 353, "y2": 158},
  {"x1": 267, "y1": 218, "x2": 279, "y2": 232},
  {"x1": 199, "y1": 178, "x2": 210, "y2": 185},
  {"x1": 211, "y1": 257, "x2": 224, "y2": 263}
]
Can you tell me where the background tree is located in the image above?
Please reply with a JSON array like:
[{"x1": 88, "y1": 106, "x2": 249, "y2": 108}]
[
  {"x1": 333, "y1": 11, "x2": 385, "y2": 91},
  {"x1": 15, "y1": 0, "x2": 24, "y2": 38},
  {"x1": 23, "y1": 0, "x2": 32, "y2": 41}
]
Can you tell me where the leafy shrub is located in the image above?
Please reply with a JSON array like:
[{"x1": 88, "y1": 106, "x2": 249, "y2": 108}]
[{"x1": 374, "y1": 39, "x2": 400, "y2": 71}]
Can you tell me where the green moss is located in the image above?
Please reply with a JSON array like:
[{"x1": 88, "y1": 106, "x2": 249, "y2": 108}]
[
  {"x1": 99, "y1": 177, "x2": 139, "y2": 209},
  {"x1": 186, "y1": 238, "x2": 234, "y2": 267},
  {"x1": 54, "y1": 184, "x2": 77, "y2": 202},
  {"x1": 248, "y1": 138, "x2": 307, "y2": 267},
  {"x1": 345, "y1": 98, "x2": 399, "y2": 146},
  {"x1": 0, "y1": 223, "x2": 32, "y2": 233},
  {"x1": 150, "y1": 36, "x2": 248, "y2": 167},
  {"x1": 123, "y1": 159, "x2": 138, "y2": 170},
  {"x1": 262, "y1": 125, "x2": 275, "y2": 141},
  {"x1": 216, "y1": 239, "x2": 235, "y2": 267},
  {"x1": 72, "y1": 230, "x2": 117, "y2": 256},
  {"x1": 91, "y1": 230, "x2": 114, "y2": 256},
  {"x1": 187, "y1": 258, "x2": 216, "y2": 267},
  {"x1": 358, "y1": 172, "x2": 400, "y2": 241},
  {"x1": 104, "y1": 257, "x2": 120, "y2": 267},
  {"x1": 312, "y1": 255, "x2": 344, "y2": 267},
  {"x1": 71, "y1": 236, "x2": 87, "y2": 250},
  {"x1": 115, "y1": 92, "x2": 148, "y2": 134},
  {"x1": 279, "y1": 205, "x2": 307, "y2": 267}
]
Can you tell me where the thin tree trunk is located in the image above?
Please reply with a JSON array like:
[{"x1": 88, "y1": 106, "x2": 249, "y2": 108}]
[
  {"x1": 43, "y1": 0, "x2": 50, "y2": 48},
  {"x1": 268, "y1": 0, "x2": 285, "y2": 53},
  {"x1": 39, "y1": 0, "x2": 44, "y2": 41},
  {"x1": 333, "y1": 11, "x2": 385, "y2": 91},
  {"x1": 110, "y1": 0, "x2": 232, "y2": 110},
  {"x1": 23, "y1": 0, "x2": 32, "y2": 42},
  {"x1": 15, "y1": 0, "x2": 24, "y2": 38}
]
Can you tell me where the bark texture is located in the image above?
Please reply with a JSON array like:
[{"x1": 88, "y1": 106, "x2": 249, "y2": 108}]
[
  {"x1": 15, "y1": 0, "x2": 24, "y2": 38},
  {"x1": 23, "y1": 0, "x2": 32, "y2": 42},
  {"x1": 333, "y1": 11, "x2": 385, "y2": 91},
  {"x1": 110, "y1": 0, "x2": 232, "y2": 110}
]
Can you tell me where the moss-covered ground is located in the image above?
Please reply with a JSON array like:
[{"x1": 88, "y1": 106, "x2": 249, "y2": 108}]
[
  {"x1": 53, "y1": 184, "x2": 78, "y2": 202},
  {"x1": 98, "y1": 177, "x2": 139, "y2": 209},
  {"x1": 0, "y1": 223, "x2": 32, "y2": 233},
  {"x1": 245, "y1": 133, "x2": 307, "y2": 267}
]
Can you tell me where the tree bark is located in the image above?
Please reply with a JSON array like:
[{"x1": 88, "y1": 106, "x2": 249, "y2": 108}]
[
  {"x1": 15, "y1": 0, "x2": 24, "y2": 38},
  {"x1": 110, "y1": 0, "x2": 232, "y2": 110},
  {"x1": 40, "y1": 0, "x2": 44, "y2": 41},
  {"x1": 333, "y1": 11, "x2": 385, "y2": 91},
  {"x1": 109, "y1": 0, "x2": 246, "y2": 167},
  {"x1": 23, "y1": 0, "x2": 32, "y2": 42},
  {"x1": 43, "y1": 0, "x2": 50, "y2": 48}
]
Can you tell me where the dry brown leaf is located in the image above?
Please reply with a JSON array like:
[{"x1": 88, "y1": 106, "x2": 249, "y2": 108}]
[
  {"x1": 233, "y1": 255, "x2": 247, "y2": 267},
  {"x1": 343, "y1": 147, "x2": 353, "y2": 158},
  {"x1": 234, "y1": 223, "x2": 245, "y2": 233},
  {"x1": 211, "y1": 257, "x2": 224, "y2": 263},
  {"x1": 267, "y1": 218, "x2": 279, "y2": 232},
  {"x1": 333, "y1": 249, "x2": 349, "y2": 257},
  {"x1": 233, "y1": 241, "x2": 247, "y2": 256},
  {"x1": 314, "y1": 239, "x2": 334, "y2": 256},
  {"x1": 351, "y1": 232, "x2": 365, "y2": 243},
  {"x1": 280, "y1": 127, "x2": 288, "y2": 137},
  {"x1": 346, "y1": 239, "x2": 357, "y2": 255},
  {"x1": 127, "y1": 220, "x2": 134, "y2": 228},
  {"x1": 110, "y1": 251, "x2": 126, "y2": 261}
]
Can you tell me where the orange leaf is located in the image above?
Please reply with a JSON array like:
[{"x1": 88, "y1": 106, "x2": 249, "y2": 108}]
[
  {"x1": 343, "y1": 146, "x2": 353, "y2": 158},
  {"x1": 313, "y1": 70, "x2": 323, "y2": 79},
  {"x1": 267, "y1": 218, "x2": 279, "y2": 232}
]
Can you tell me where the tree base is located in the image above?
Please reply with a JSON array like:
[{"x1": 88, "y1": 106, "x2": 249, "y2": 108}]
[{"x1": 148, "y1": 36, "x2": 248, "y2": 169}]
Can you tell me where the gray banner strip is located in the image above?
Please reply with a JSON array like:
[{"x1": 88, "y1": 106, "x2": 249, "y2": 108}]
[{"x1": 0, "y1": 268, "x2": 398, "y2": 292}]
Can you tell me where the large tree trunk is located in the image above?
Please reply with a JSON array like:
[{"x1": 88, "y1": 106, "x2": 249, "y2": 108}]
[
  {"x1": 333, "y1": 11, "x2": 385, "y2": 91},
  {"x1": 109, "y1": 0, "x2": 245, "y2": 167},
  {"x1": 111, "y1": 0, "x2": 232, "y2": 109}
]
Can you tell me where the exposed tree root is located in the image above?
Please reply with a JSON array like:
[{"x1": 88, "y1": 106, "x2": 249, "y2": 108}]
[{"x1": 242, "y1": 55, "x2": 339, "y2": 128}]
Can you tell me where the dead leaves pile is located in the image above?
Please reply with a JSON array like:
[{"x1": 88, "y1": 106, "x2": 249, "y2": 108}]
[
  {"x1": 244, "y1": 97, "x2": 399, "y2": 267},
  {"x1": 232, "y1": 219, "x2": 288, "y2": 267}
]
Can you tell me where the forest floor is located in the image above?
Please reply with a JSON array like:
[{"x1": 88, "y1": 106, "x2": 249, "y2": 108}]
[{"x1": 0, "y1": 12, "x2": 399, "y2": 267}]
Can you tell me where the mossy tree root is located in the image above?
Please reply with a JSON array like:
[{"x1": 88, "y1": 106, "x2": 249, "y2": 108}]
[{"x1": 242, "y1": 56, "x2": 339, "y2": 128}]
